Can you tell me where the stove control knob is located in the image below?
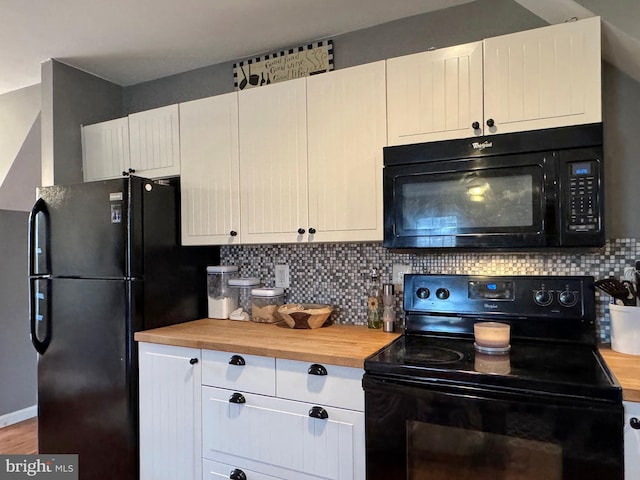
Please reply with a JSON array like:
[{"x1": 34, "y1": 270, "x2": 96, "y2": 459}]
[
  {"x1": 436, "y1": 288, "x2": 450, "y2": 300},
  {"x1": 416, "y1": 287, "x2": 430, "y2": 299},
  {"x1": 534, "y1": 289, "x2": 553, "y2": 306},
  {"x1": 558, "y1": 290, "x2": 578, "y2": 307}
]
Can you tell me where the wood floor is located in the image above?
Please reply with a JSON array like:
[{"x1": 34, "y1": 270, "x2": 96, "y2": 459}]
[{"x1": 0, "y1": 417, "x2": 38, "y2": 454}]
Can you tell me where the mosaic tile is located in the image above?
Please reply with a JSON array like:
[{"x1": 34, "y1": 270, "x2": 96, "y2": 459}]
[{"x1": 221, "y1": 239, "x2": 640, "y2": 342}]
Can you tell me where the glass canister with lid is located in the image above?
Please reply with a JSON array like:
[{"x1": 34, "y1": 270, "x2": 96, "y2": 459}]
[
  {"x1": 207, "y1": 265, "x2": 239, "y2": 319},
  {"x1": 228, "y1": 277, "x2": 261, "y2": 321},
  {"x1": 250, "y1": 287, "x2": 285, "y2": 323}
]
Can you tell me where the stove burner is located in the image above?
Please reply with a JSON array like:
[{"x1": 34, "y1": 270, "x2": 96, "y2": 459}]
[{"x1": 407, "y1": 346, "x2": 465, "y2": 365}]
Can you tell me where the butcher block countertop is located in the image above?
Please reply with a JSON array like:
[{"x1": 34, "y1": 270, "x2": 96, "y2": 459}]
[
  {"x1": 600, "y1": 347, "x2": 640, "y2": 402},
  {"x1": 134, "y1": 319, "x2": 401, "y2": 369}
]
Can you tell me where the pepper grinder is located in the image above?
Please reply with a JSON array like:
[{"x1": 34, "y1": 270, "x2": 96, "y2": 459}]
[{"x1": 382, "y1": 283, "x2": 395, "y2": 332}]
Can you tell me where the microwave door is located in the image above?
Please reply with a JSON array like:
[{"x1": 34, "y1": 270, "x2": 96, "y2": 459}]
[{"x1": 388, "y1": 164, "x2": 545, "y2": 248}]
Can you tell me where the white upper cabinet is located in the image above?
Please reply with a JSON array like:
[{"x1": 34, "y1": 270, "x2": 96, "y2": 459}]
[
  {"x1": 81, "y1": 117, "x2": 130, "y2": 182},
  {"x1": 387, "y1": 17, "x2": 601, "y2": 144},
  {"x1": 387, "y1": 42, "x2": 483, "y2": 145},
  {"x1": 483, "y1": 16, "x2": 601, "y2": 135},
  {"x1": 82, "y1": 104, "x2": 181, "y2": 182},
  {"x1": 306, "y1": 61, "x2": 386, "y2": 242},
  {"x1": 128, "y1": 104, "x2": 181, "y2": 178},
  {"x1": 239, "y1": 77, "x2": 309, "y2": 244},
  {"x1": 179, "y1": 93, "x2": 241, "y2": 245}
]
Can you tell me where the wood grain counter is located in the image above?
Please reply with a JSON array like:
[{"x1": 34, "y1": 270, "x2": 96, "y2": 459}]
[
  {"x1": 600, "y1": 347, "x2": 640, "y2": 402},
  {"x1": 134, "y1": 319, "x2": 401, "y2": 369}
]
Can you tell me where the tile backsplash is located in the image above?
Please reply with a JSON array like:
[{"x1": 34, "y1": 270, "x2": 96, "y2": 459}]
[{"x1": 221, "y1": 239, "x2": 640, "y2": 343}]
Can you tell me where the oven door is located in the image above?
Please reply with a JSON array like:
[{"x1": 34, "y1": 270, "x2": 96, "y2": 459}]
[
  {"x1": 383, "y1": 152, "x2": 555, "y2": 249},
  {"x1": 364, "y1": 375, "x2": 623, "y2": 480}
]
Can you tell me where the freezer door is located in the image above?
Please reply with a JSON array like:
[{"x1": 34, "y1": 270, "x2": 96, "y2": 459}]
[
  {"x1": 37, "y1": 278, "x2": 140, "y2": 480},
  {"x1": 35, "y1": 178, "x2": 131, "y2": 278}
]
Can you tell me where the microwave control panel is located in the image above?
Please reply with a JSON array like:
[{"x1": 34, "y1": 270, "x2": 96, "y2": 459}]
[{"x1": 566, "y1": 160, "x2": 600, "y2": 232}]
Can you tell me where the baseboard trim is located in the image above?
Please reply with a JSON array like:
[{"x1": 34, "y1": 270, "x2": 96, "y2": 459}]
[{"x1": 0, "y1": 405, "x2": 37, "y2": 428}]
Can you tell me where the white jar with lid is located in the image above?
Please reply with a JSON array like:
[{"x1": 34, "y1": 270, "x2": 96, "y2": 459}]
[
  {"x1": 250, "y1": 287, "x2": 285, "y2": 323},
  {"x1": 207, "y1": 265, "x2": 239, "y2": 319},
  {"x1": 228, "y1": 277, "x2": 261, "y2": 321}
]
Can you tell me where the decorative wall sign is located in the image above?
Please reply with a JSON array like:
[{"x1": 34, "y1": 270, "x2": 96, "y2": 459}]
[{"x1": 233, "y1": 40, "x2": 333, "y2": 91}]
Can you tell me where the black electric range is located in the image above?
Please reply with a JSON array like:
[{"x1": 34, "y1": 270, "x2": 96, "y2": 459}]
[{"x1": 363, "y1": 274, "x2": 624, "y2": 480}]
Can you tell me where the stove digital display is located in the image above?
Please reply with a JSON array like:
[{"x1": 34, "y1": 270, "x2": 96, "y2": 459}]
[{"x1": 468, "y1": 281, "x2": 514, "y2": 300}]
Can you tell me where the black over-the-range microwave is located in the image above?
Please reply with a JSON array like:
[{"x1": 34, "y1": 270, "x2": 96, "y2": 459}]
[{"x1": 383, "y1": 123, "x2": 604, "y2": 249}]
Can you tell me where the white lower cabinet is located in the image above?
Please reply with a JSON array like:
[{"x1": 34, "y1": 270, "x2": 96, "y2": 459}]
[
  {"x1": 139, "y1": 343, "x2": 202, "y2": 480},
  {"x1": 139, "y1": 344, "x2": 365, "y2": 480},
  {"x1": 202, "y1": 387, "x2": 364, "y2": 480},
  {"x1": 625, "y1": 401, "x2": 640, "y2": 480},
  {"x1": 203, "y1": 459, "x2": 280, "y2": 480}
]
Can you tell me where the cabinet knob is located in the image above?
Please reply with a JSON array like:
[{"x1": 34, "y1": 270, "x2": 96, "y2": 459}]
[
  {"x1": 229, "y1": 230, "x2": 238, "y2": 237},
  {"x1": 631, "y1": 417, "x2": 640, "y2": 430},
  {"x1": 486, "y1": 118, "x2": 495, "y2": 128},
  {"x1": 308, "y1": 363, "x2": 327, "y2": 376},
  {"x1": 229, "y1": 392, "x2": 246, "y2": 404},
  {"x1": 297, "y1": 228, "x2": 306, "y2": 235},
  {"x1": 189, "y1": 358, "x2": 199, "y2": 365},
  {"x1": 229, "y1": 355, "x2": 245, "y2": 366},
  {"x1": 128, "y1": 168, "x2": 136, "y2": 174},
  {"x1": 472, "y1": 121, "x2": 480, "y2": 130},
  {"x1": 229, "y1": 469, "x2": 247, "y2": 480},
  {"x1": 309, "y1": 406, "x2": 329, "y2": 420},
  {"x1": 309, "y1": 227, "x2": 317, "y2": 234}
]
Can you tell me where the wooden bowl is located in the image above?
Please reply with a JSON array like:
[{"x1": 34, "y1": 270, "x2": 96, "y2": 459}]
[{"x1": 277, "y1": 304, "x2": 333, "y2": 329}]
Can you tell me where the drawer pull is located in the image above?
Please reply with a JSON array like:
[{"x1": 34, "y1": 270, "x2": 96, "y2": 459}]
[
  {"x1": 308, "y1": 363, "x2": 327, "y2": 376},
  {"x1": 189, "y1": 358, "x2": 199, "y2": 365},
  {"x1": 229, "y1": 392, "x2": 246, "y2": 404},
  {"x1": 631, "y1": 417, "x2": 640, "y2": 430},
  {"x1": 229, "y1": 469, "x2": 247, "y2": 480},
  {"x1": 309, "y1": 406, "x2": 329, "y2": 420},
  {"x1": 229, "y1": 355, "x2": 246, "y2": 366}
]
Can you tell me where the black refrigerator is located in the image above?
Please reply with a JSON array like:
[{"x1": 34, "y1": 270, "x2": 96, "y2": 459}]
[{"x1": 28, "y1": 176, "x2": 219, "y2": 480}]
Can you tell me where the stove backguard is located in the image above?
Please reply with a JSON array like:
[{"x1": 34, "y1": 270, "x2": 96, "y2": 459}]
[{"x1": 402, "y1": 274, "x2": 596, "y2": 344}]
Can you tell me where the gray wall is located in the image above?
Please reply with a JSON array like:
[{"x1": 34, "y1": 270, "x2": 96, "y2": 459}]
[
  {"x1": 42, "y1": 60, "x2": 123, "y2": 186},
  {"x1": 123, "y1": 0, "x2": 544, "y2": 113},
  {"x1": 0, "y1": 210, "x2": 35, "y2": 417}
]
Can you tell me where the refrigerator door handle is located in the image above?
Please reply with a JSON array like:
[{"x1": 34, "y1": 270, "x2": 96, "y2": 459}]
[
  {"x1": 30, "y1": 277, "x2": 51, "y2": 355},
  {"x1": 28, "y1": 198, "x2": 51, "y2": 277}
]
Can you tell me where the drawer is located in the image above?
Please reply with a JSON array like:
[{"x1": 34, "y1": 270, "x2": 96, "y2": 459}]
[
  {"x1": 275, "y1": 359, "x2": 364, "y2": 411},
  {"x1": 201, "y1": 349, "x2": 275, "y2": 396},
  {"x1": 202, "y1": 386, "x2": 365, "y2": 480},
  {"x1": 203, "y1": 459, "x2": 279, "y2": 480}
]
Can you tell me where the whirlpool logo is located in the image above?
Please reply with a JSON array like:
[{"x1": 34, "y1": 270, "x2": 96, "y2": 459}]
[
  {"x1": 484, "y1": 303, "x2": 499, "y2": 309},
  {"x1": 472, "y1": 141, "x2": 493, "y2": 151},
  {"x1": 0, "y1": 456, "x2": 77, "y2": 479}
]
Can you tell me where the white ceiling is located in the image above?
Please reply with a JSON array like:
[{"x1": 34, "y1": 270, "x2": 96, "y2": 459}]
[
  {"x1": 0, "y1": 0, "x2": 473, "y2": 96},
  {"x1": 3, "y1": 0, "x2": 639, "y2": 98}
]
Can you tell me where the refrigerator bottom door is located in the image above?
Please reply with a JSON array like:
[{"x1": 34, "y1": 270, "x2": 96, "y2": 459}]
[{"x1": 38, "y1": 278, "x2": 141, "y2": 480}]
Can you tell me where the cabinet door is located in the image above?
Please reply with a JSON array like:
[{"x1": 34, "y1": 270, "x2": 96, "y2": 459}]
[
  {"x1": 306, "y1": 61, "x2": 386, "y2": 242},
  {"x1": 139, "y1": 343, "x2": 201, "y2": 480},
  {"x1": 203, "y1": 459, "x2": 280, "y2": 480},
  {"x1": 129, "y1": 104, "x2": 181, "y2": 178},
  {"x1": 81, "y1": 117, "x2": 130, "y2": 182},
  {"x1": 483, "y1": 16, "x2": 601, "y2": 135},
  {"x1": 239, "y1": 78, "x2": 309, "y2": 244},
  {"x1": 386, "y1": 42, "x2": 484, "y2": 144},
  {"x1": 625, "y1": 401, "x2": 640, "y2": 480},
  {"x1": 202, "y1": 386, "x2": 365, "y2": 480},
  {"x1": 180, "y1": 93, "x2": 241, "y2": 245}
]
